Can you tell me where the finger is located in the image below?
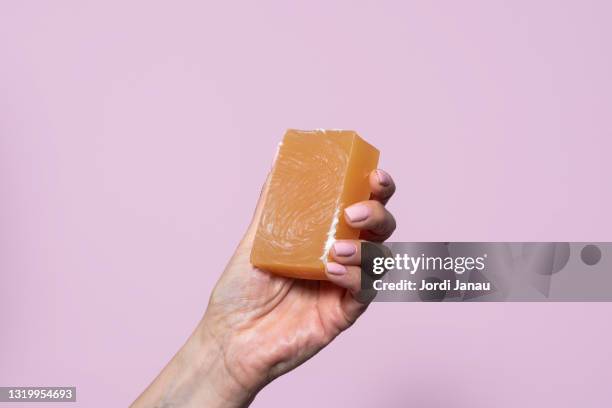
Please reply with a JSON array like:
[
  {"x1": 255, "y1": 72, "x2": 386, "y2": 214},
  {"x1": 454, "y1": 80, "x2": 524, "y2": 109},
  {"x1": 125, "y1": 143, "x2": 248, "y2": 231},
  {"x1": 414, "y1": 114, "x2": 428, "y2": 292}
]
[
  {"x1": 344, "y1": 201, "x2": 397, "y2": 242},
  {"x1": 330, "y1": 240, "x2": 361, "y2": 266},
  {"x1": 369, "y1": 169, "x2": 396, "y2": 205},
  {"x1": 326, "y1": 239, "x2": 393, "y2": 322},
  {"x1": 325, "y1": 263, "x2": 362, "y2": 296},
  {"x1": 325, "y1": 262, "x2": 376, "y2": 319},
  {"x1": 341, "y1": 289, "x2": 372, "y2": 324},
  {"x1": 330, "y1": 241, "x2": 393, "y2": 269}
]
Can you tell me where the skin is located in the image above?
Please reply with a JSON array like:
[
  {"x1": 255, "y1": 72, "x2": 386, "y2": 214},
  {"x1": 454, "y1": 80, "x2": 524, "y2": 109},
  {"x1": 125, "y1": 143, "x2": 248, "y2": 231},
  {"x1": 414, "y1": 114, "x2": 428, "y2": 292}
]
[{"x1": 131, "y1": 169, "x2": 397, "y2": 408}]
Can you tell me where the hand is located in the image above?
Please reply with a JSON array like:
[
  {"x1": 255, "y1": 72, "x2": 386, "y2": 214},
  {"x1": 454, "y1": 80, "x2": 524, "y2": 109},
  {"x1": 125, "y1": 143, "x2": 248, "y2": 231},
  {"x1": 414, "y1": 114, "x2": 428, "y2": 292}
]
[{"x1": 131, "y1": 169, "x2": 397, "y2": 408}]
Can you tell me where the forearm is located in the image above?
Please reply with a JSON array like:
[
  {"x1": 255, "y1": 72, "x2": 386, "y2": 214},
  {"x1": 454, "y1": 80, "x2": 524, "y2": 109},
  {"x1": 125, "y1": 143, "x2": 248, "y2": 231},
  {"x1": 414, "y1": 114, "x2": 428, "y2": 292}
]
[{"x1": 131, "y1": 323, "x2": 256, "y2": 408}]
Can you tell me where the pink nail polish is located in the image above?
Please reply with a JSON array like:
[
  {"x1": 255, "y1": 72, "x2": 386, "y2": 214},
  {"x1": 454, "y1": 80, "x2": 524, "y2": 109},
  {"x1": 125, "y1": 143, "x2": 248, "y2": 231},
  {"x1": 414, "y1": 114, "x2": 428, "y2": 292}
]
[
  {"x1": 376, "y1": 169, "x2": 391, "y2": 186},
  {"x1": 333, "y1": 242, "x2": 356, "y2": 257},
  {"x1": 326, "y1": 262, "x2": 347, "y2": 275},
  {"x1": 344, "y1": 204, "x2": 370, "y2": 222}
]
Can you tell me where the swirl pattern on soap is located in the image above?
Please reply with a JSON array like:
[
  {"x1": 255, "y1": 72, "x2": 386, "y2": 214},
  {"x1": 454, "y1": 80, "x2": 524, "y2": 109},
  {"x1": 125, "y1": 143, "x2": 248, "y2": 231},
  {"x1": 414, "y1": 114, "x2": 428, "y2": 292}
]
[{"x1": 257, "y1": 132, "x2": 349, "y2": 269}]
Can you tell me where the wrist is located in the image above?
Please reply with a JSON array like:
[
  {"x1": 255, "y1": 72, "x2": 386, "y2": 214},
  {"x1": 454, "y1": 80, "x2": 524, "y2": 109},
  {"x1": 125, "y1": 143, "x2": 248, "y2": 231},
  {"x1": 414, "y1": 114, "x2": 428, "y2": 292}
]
[
  {"x1": 187, "y1": 321, "x2": 257, "y2": 407},
  {"x1": 131, "y1": 320, "x2": 257, "y2": 408}
]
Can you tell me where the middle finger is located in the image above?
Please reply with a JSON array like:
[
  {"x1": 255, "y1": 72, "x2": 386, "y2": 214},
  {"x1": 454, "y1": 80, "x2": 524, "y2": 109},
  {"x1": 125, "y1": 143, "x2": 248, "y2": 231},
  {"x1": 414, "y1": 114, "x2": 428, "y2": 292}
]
[{"x1": 344, "y1": 200, "x2": 397, "y2": 242}]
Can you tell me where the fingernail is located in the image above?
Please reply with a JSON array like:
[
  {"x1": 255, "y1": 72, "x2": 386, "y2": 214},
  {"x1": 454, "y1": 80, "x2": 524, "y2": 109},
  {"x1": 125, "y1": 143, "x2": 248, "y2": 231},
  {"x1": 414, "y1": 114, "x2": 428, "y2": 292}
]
[
  {"x1": 327, "y1": 262, "x2": 347, "y2": 275},
  {"x1": 376, "y1": 169, "x2": 391, "y2": 186},
  {"x1": 345, "y1": 204, "x2": 370, "y2": 222},
  {"x1": 333, "y1": 242, "x2": 356, "y2": 257}
]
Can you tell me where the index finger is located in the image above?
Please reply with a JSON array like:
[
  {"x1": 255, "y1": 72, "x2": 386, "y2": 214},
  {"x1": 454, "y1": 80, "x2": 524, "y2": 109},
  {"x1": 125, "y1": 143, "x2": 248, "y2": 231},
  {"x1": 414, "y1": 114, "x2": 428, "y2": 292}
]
[{"x1": 369, "y1": 169, "x2": 396, "y2": 205}]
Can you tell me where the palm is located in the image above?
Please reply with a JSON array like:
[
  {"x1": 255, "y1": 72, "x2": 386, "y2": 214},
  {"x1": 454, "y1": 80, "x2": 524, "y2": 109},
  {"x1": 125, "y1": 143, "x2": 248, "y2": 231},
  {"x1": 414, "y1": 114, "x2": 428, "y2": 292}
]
[{"x1": 206, "y1": 241, "x2": 358, "y2": 389}]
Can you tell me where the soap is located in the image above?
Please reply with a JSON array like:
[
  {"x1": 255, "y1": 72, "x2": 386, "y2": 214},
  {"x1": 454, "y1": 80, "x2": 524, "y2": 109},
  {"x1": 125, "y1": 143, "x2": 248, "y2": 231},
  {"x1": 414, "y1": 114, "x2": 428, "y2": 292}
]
[{"x1": 250, "y1": 129, "x2": 380, "y2": 280}]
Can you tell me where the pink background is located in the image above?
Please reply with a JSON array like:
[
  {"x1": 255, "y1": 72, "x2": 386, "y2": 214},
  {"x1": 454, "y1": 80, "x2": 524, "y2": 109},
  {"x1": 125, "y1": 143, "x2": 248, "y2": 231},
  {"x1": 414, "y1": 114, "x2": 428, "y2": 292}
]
[{"x1": 2, "y1": 1, "x2": 611, "y2": 407}]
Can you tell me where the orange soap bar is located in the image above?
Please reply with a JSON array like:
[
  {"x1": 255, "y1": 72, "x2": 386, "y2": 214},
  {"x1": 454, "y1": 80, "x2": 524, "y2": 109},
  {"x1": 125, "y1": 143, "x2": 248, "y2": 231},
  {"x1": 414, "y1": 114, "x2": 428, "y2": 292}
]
[{"x1": 250, "y1": 129, "x2": 379, "y2": 280}]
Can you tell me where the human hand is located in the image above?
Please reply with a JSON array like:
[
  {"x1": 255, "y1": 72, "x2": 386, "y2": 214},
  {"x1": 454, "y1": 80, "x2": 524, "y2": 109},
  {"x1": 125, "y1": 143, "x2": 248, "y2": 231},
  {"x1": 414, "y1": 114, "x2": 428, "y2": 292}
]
[{"x1": 131, "y1": 169, "x2": 396, "y2": 408}]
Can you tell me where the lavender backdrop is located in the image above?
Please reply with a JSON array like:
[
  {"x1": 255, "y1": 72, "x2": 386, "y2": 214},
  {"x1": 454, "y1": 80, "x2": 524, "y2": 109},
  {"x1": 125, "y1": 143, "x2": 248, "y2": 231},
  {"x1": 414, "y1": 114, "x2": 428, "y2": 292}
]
[{"x1": 1, "y1": 1, "x2": 611, "y2": 407}]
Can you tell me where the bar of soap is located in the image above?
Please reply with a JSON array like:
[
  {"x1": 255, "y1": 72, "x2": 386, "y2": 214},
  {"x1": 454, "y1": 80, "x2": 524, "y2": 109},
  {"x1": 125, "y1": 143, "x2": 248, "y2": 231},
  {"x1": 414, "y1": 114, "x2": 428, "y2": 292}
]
[{"x1": 250, "y1": 129, "x2": 380, "y2": 280}]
